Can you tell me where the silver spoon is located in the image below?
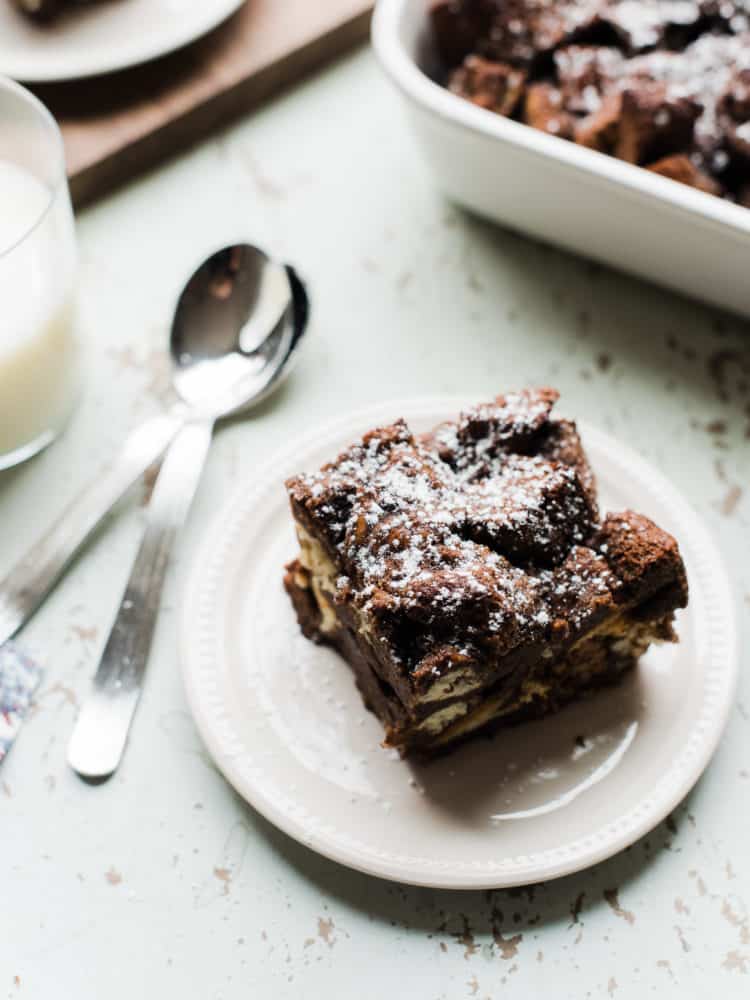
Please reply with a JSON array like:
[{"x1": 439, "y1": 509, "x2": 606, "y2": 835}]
[
  {"x1": 66, "y1": 244, "x2": 308, "y2": 780},
  {"x1": 0, "y1": 245, "x2": 307, "y2": 650}
]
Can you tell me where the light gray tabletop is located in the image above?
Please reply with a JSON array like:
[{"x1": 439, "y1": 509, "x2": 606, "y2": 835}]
[{"x1": 2, "y1": 48, "x2": 749, "y2": 1000}]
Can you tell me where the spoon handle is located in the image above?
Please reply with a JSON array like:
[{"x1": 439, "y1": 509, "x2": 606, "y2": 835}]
[
  {"x1": 68, "y1": 418, "x2": 214, "y2": 780},
  {"x1": 0, "y1": 411, "x2": 184, "y2": 648}
]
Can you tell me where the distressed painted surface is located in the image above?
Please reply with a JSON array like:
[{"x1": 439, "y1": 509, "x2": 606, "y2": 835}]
[{"x1": 1, "y1": 48, "x2": 749, "y2": 1000}]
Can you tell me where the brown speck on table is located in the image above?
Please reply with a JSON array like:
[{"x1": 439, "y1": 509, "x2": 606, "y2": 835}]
[
  {"x1": 455, "y1": 916, "x2": 477, "y2": 959},
  {"x1": 213, "y1": 866, "x2": 232, "y2": 894},
  {"x1": 493, "y1": 931, "x2": 522, "y2": 960},
  {"x1": 234, "y1": 150, "x2": 287, "y2": 200},
  {"x1": 720, "y1": 484, "x2": 743, "y2": 516},
  {"x1": 706, "y1": 419, "x2": 728, "y2": 435},
  {"x1": 603, "y1": 889, "x2": 635, "y2": 925},
  {"x1": 721, "y1": 899, "x2": 745, "y2": 928},
  {"x1": 317, "y1": 916, "x2": 335, "y2": 947},
  {"x1": 439, "y1": 942, "x2": 447, "y2": 953},
  {"x1": 656, "y1": 958, "x2": 674, "y2": 980},
  {"x1": 41, "y1": 682, "x2": 78, "y2": 710},
  {"x1": 105, "y1": 867, "x2": 122, "y2": 886},
  {"x1": 722, "y1": 950, "x2": 749, "y2": 973},
  {"x1": 70, "y1": 624, "x2": 98, "y2": 643},
  {"x1": 596, "y1": 353, "x2": 612, "y2": 373},
  {"x1": 467, "y1": 973, "x2": 479, "y2": 996},
  {"x1": 688, "y1": 869, "x2": 707, "y2": 895},
  {"x1": 674, "y1": 925, "x2": 691, "y2": 953},
  {"x1": 396, "y1": 270, "x2": 413, "y2": 292},
  {"x1": 13, "y1": 975, "x2": 20, "y2": 987}
]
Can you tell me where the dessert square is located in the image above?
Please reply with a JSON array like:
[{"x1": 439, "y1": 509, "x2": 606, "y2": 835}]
[{"x1": 284, "y1": 389, "x2": 688, "y2": 756}]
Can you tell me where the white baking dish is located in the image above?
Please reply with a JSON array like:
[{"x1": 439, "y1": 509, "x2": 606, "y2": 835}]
[{"x1": 372, "y1": 0, "x2": 750, "y2": 317}]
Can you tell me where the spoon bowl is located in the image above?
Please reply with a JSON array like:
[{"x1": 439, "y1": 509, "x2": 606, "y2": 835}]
[{"x1": 170, "y1": 243, "x2": 304, "y2": 417}]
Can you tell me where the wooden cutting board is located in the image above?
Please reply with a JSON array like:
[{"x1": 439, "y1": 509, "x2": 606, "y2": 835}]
[{"x1": 31, "y1": 0, "x2": 374, "y2": 208}]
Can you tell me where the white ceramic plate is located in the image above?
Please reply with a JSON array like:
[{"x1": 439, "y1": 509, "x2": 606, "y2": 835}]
[
  {"x1": 0, "y1": 0, "x2": 245, "y2": 82},
  {"x1": 181, "y1": 398, "x2": 737, "y2": 889}
]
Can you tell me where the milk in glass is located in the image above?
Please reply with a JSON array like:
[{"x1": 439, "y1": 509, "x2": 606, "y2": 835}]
[{"x1": 0, "y1": 159, "x2": 79, "y2": 466}]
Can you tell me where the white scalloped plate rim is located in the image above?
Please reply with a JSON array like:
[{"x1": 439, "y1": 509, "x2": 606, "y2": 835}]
[
  {"x1": 180, "y1": 397, "x2": 737, "y2": 889},
  {"x1": 0, "y1": 0, "x2": 245, "y2": 83}
]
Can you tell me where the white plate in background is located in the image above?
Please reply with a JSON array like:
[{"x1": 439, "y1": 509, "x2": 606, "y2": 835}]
[
  {"x1": 180, "y1": 398, "x2": 736, "y2": 889},
  {"x1": 0, "y1": 0, "x2": 244, "y2": 82}
]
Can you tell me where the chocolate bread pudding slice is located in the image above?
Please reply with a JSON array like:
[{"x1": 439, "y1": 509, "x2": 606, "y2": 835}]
[{"x1": 284, "y1": 389, "x2": 688, "y2": 756}]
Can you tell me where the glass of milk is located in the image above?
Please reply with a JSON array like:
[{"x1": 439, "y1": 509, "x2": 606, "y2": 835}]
[{"x1": 0, "y1": 77, "x2": 80, "y2": 470}]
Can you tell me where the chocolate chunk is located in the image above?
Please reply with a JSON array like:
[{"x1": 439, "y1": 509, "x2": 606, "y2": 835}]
[
  {"x1": 449, "y1": 56, "x2": 528, "y2": 115},
  {"x1": 576, "y1": 92, "x2": 624, "y2": 151},
  {"x1": 647, "y1": 153, "x2": 723, "y2": 193},
  {"x1": 614, "y1": 84, "x2": 701, "y2": 163},
  {"x1": 524, "y1": 82, "x2": 576, "y2": 137}
]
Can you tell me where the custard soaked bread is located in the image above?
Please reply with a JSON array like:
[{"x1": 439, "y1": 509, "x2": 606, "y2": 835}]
[{"x1": 284, "y1": 389, "x2": 688, "y2": 756}]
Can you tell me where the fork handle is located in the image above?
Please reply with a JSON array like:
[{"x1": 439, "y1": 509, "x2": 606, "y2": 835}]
[
  {"x1": 0, "y1": 411, "x2": 185, "y2": 648},
  {"x1": 68, "y1": 418, "x2": 214, "y2": 780}
]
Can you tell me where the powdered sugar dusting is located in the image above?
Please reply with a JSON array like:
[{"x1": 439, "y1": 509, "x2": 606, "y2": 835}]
[{"x1": 287, "y1": 390, "x2": 623, "y2": 677}]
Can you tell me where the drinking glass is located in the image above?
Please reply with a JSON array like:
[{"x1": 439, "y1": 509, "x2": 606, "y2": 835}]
[{"x1": 0, "y1": 76, "x2": 80, "y2": 470}]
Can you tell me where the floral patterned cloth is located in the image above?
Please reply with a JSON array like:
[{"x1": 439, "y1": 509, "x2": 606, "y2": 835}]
[{"x1": 0, "y1": 642, "x2": 42, "y2": 763}]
